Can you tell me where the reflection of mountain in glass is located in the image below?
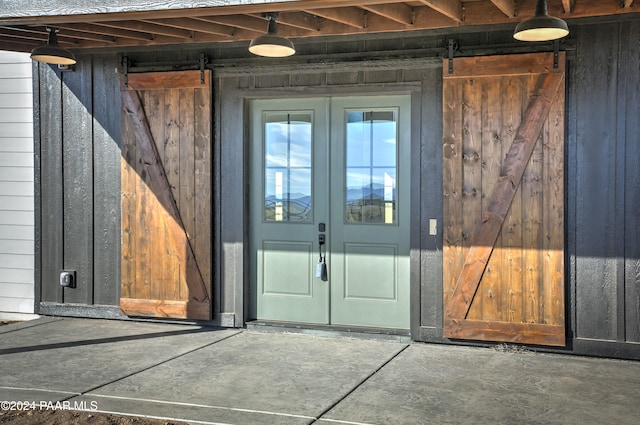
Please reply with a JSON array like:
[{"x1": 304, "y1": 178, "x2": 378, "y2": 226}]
[
  {"x1": 346, "y1": 183, "x2": 395, "y2": 224},
  {"x1": 265, "y1": 193, "x2": 311, "y2": 222}
]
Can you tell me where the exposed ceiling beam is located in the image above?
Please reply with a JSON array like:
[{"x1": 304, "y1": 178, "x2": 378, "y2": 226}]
[
  {"x1": 562, "y1": 0, "x2": 575, "y2": 13},
  {"x1": 0, "y1": 0, "x2": 402, "y2": 26},
  {"x1": 141, "y1": 18, "x2": 236, "y2": 37},
  {"x1": 303, "y1": 7, "x2": 366, "y2": 28},
  {"x1": 94, "y1": 20, "x2": 193, "y2": 40},
  {"x1": 360, "y1": 3, "x2": 414, "y2": 25},
  {"x1": 418, "y1": 0, "x2": 464, "y2": 23},
  {"x1": 192, "y1": 15, "x2": 264, "y2": 34},
  {"x1": 57, "y1": 23, "x2": 154, "y2": 41},
  {"x1": 272, "y1": 12, "x2": 320, "y2": 32},
  {"x1": 489, "y1": 0, "x2": 516, "y2": 18},
  {"x1": 1, "y1": 0, "x2": 639, "y2": 53}
]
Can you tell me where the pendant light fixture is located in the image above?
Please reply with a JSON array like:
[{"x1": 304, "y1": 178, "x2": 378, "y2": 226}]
[
  {"x1": 513, "y1": 0, "x2": 569, "y2": 42},
  {"x1": 31, "y1": 28, "x2": 76, "y2": 65},
  {"x1": 249, "y1": 13, "x2": 295, "y2": 58}
]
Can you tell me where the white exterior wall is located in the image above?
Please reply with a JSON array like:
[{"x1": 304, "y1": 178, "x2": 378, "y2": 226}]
[{"x1": 0, "y1": 51, "x2": 34, "y2": 316}]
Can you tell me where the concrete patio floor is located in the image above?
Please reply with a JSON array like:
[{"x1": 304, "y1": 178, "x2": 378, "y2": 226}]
[{"x1": 1, "y1": 317, "x2": 639, "y2": 425}]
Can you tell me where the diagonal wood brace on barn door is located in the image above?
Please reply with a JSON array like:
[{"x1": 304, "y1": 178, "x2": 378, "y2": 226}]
[
  {"x1": 121, "y1": 88, "x2": 210, "y2": 319},
  {"x1": 441, "y1": 51, "x2": 567, "y2": 347}
]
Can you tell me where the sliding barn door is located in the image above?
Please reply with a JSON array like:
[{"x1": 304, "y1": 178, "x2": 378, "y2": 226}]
[
  {"x1": 120, "y1": 70, "x2": 212, "y2": 320},
  {"x1": 443, "y1": 53, "x2": 565, "y2": 346}
]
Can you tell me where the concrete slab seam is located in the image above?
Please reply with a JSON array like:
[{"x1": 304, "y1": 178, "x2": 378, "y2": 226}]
[
  {"x1": 317, "y1": 418, "x2": 379, "y2": 425},
  {"x1": 0, "y1": 386, "x2": 79, "y2": 396},
  {"x1": 61, "y1": 330, "x2": 244, "y2": 402},
  {"x1": 83, "y1": 393, "x2": 317, "y2": 422},
  {"x1": 310, "y1": 343, "x2": 411, "y2": 425}
]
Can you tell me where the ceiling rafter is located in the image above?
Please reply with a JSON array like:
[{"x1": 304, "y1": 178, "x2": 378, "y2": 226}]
[
  {"x1": 94, "y1": 20, "x2": 193, "y2": 40},
  {"x1": 418, "y1": 0, "x2": 464, "y2": 23},
  {"x1": 270, "y1": 11, "x2": 321, "y2": 32},
  {"x1": 303, "y1": 7, "x2": 366, "y2": 28},
  {"x1": 562, "y1": 0, "x2": 575, "y2": 13},
  {"x1": 489, "y1": 0, "x2": 516, "y2": 18},
  {"x1": 1, "y1": 1, "x2": 639, "y2": 54},
  {"x1": 140, "y1": 17, "x2": 236, "y2": 38},
  {"x1": 192, "y1": 15, "x2": 264, "y2": 34},
  {"x1": 360, "y1": 3, "x2": 415, "y2": 25},
  {"x1": 57, "y1": 22, "x2": 154, "y2": 41}
]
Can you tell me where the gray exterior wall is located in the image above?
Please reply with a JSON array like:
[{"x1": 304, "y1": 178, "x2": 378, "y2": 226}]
[
  {"x1": 34, "y1": 20, "x2": 640, "y2": 358},
  {"x1": 0, "y1": 50, "x2": 35, "y2": 316}
]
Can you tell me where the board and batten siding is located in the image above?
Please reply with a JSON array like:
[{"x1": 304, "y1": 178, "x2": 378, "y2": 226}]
[
  {"x1": 33, "y1": 19, "x2": 640, "y2": 358},
  {"x1": 0, "y1": 51, "x2": 34, "y2": 315}
]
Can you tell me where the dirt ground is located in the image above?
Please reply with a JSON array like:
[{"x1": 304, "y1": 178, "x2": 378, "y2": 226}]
[
  {"x1": 0, "y1": 321, "x2": 190, "y2": 425},
  {"x1": 0, "y1": 409, "x2": 190, "y2": 425}
]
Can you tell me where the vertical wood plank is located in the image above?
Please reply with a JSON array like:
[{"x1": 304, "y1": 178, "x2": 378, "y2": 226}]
[
  {"x1": 461, "y1": 78, "x2": 483, "y2": 320},
  {"x1": 179, "y1": 88, "x2": 196, "y2": 255},
  {"x1": 522, "y1": 74, "x2": 544, "y2": 324},
  {"x1": 194, "y1": 84, "x2": 212, "y2": 299},
  {"x1": 162, "y1": 89, "x2": 181, "y2": 302},
  {"x1": 480, "y1": 77, "x2": 502, "y2": 322},
  {"x1": 623, "y1": 23, "x2": 640, "y2": 343},
  {"x1": 179, "y1": 88, "x2": 196, "y2": 303},
  {"x1": 39, "y1": 64, "x2": 63, "y2": 304},
  {"x1": 121, "y1": 106, "x2": 135, "y2": 300},
  {"x1": 543, "y1": 75, "x2": 565, "y2": 326},
  {"x1": 499, "y1": 75, "x2": 524, "y2": 323},
  {"x1": 93, "y1": 54, "x2": 121, "y2": 305},
  {"x1": 574, "y1": 27, "x2": 619, "y2": 339},
  {"x1": 442, "y1": 75, "x2": 463, "y2": 307},
  {"x1": 165, "y1": 88, "x2": 181, "y2": 209},
  {"x1": 61, "y1": 57, "x2": 93, "y2": 305},
  {"x1": 419, "y1": 67, "x2": 443, "y2": 329}
]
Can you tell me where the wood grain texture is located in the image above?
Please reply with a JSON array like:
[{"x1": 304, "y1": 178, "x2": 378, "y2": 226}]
[
  {"x1": 573, "y1": 27, "x2": 619, "y2": 340},
  {"x1": 443, "y1": 53, "x2": 566, "y2": 346},
  {"x1": 444, "y1": 319, "x2": 565, "y2": 347},
  {"x1": 445, "y1": 70, "x2": 564, "y2": 320},
  {"x1": 92, "y1": 53, "x2": 122, "y2": 305},
  {"x1": 61, "y1": 57, "x2": 94, "y2": 304},
  {"x1": 461, "y1": 77, "x2": 483, "y2": 320},
  {"x1": 39, "y1": 64, "x2": 63, "y2": 304},
  {"x1": 622, "y1": 22, "x2": 640, "y2": 343},
  {"x1": 120, "y1": 72, "x2": 212, "y2": 320}
]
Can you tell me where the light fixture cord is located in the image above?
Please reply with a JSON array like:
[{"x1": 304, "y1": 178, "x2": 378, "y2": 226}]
[
  {"x1": 536, "y1": 0, "x2": 548, "y2": 16},
  {"x1": 266, "y1": 13, "x2": 278, "y2": 35},
  {"x1": 46, "y1": 27, "x2": 60, "y2": 46}
]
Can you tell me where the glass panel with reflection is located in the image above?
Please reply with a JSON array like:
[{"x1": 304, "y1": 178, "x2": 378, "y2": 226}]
[
  {"x1": 264, "y1": 112, "x2": 313, "y2": 223},
  {"x1": 345, "y1": 110, "x2": 398, "y2": 224}
]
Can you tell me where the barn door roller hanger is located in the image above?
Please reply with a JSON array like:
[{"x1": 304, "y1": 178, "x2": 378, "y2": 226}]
[{"x1": 121, "y1": 53, "x2": 210, "y2": 86}]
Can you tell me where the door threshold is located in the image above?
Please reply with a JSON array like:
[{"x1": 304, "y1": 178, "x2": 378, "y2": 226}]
[{"x1": 245, "y1": 320, "x2": 411, "y2": 343}]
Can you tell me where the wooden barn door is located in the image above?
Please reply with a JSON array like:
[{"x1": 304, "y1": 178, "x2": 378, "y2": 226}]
[
  {"x1": 442, "y1": 53, "x2": 565, "y2": 346},
  {"x1": 120, "y1": 70, "x2": 212, "y2": 320}
]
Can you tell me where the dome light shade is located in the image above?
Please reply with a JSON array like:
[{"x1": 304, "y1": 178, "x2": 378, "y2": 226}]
[
  {"x1": 31, "y1": 28, "x2": 76, "y2": 65},
  {"x1": 514, "y1": 0, "x2": 569, "y2": 42},
  {"x1": 249, "y1": 13, "x2": 295, "y2": 57}
]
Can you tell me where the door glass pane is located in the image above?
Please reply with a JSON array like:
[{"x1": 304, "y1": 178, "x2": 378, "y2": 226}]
[
  {"x1": 264, "y1": 112, "x2": 312, "y2": 222},
  {"x1": 345, "y1": 109, "x2": 398, "y2": 224}
]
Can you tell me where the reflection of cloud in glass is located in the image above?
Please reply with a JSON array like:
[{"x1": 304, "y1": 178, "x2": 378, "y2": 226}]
[
  {"x1": 346, "y1": 118, "x2": 396, "y2": 168},
  {"x1": 265, "y1": 122, "x2": 311, "y2": 167}
]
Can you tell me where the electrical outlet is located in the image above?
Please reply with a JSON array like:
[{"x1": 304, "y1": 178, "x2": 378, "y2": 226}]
[
  {"x1": 429, "y1": 219, "x2": 437, "y2": 236},
  {"x1": 60, "y1": 271, "x2": 76, "y2": 288}
]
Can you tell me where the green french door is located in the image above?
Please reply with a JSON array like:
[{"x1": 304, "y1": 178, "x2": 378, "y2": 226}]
[{"x1": 250, "y1": 95, "x2": 411, "y2": 329}]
